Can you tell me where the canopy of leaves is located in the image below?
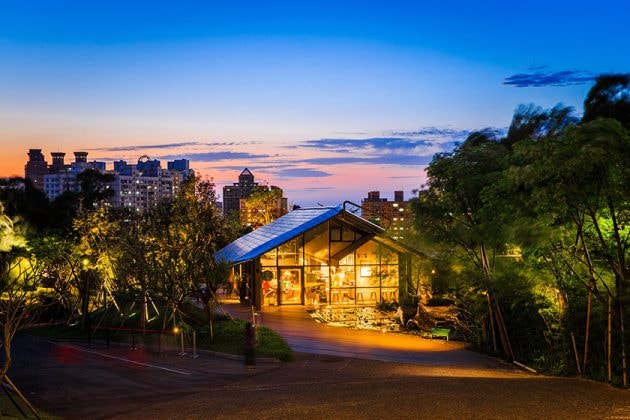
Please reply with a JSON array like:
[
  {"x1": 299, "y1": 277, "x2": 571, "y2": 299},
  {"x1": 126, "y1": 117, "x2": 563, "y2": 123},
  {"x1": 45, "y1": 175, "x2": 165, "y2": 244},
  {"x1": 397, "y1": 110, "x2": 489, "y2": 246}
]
[{"x1": 583, "y1": 74, "x2": 630, "y2": 129}]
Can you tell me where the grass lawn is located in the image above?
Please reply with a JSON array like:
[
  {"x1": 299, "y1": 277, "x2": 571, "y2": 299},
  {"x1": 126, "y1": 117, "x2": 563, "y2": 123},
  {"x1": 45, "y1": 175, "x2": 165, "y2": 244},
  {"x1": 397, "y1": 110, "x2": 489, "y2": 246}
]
[
  {"x1": 0, "y1": 394, "x2": 59, "y2": 419},
  {"x1": 26, "y1": 309, "x2": 294, "y2": 362}
]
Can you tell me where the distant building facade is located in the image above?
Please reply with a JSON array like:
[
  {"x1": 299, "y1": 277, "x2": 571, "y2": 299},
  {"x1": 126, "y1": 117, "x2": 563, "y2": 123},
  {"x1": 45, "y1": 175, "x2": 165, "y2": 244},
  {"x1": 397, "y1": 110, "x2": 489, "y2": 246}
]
[
  {"x1": 24, "y1": 149, "x2": 49, "y2": 190},
  {"x1": 43, "y1": 151, "x2": 107, "y2": 200},
  {"x1": 24, "y1": 149, "x2": 193, "y2": 211},
  {"x1": 239, "y1": 185, "x2": 288, "y2": 228},
  {"x1": 110, "y1": 156, "x2": 194, "y2": 212},
  {"x1": 223, "y1": 168, "x2": 258, "y2": 218},
  {"x1": 361, "y1": 190, "x2": 411, "y2": 240},
  {"x1": 222, "y1": 168, "x2": 287, "y2": 226}
]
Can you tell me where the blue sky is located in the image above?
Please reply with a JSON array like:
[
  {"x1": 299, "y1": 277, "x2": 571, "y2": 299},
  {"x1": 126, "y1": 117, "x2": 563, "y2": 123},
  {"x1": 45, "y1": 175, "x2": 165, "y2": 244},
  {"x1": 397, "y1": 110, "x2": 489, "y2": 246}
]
[{"x1": 1, "y1": 1, "x2": 628, "y2": 206}]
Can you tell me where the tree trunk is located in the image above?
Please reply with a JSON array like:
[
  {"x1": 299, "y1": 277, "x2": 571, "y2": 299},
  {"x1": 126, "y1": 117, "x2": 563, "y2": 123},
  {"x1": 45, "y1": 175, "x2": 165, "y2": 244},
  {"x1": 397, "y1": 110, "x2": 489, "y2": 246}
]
[
  {"x1": 583, "y1": 287, "x2": 592, "y2": 374},
  {"x1": 494, "y1": 299, "x2": 514, "y2": 361},
  {"x1": 81, "y1": 274, "x2": 91, "y2": 334},
  {"x1": 1, "y1": 323, "x2": 12, "y2": 384},
  {"x1": 620, "y1": 301, "x2": 627, "y2": 387},
  {"x1": 141, "y1": 297, "x2": 147, "y2": 333},
  {"x1": 3, "y1": 375, "x2": 40, "y2": 419},
  {"x1": 571, "y1": 332, "x2": 582, "y2": 375},
  {"x1": 608, "y1": 293, "x2": 612, "y2": 383},
  {"x1": 486, "y1": 292, "x2": 497, "y2": 353}
]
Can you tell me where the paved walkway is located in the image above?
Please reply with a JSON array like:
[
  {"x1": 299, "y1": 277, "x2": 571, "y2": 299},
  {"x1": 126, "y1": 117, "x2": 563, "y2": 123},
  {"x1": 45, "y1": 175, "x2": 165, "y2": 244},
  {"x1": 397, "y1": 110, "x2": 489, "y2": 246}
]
[
  {"x1": 118, "y1": 351, "x2": 630, "y2": 420},
  {"x1": 12, "y1": 303, "x2": 630, "y2": 419},
  {"x1": 220, "y1": 300, "x2": 505, "y2": 369}
]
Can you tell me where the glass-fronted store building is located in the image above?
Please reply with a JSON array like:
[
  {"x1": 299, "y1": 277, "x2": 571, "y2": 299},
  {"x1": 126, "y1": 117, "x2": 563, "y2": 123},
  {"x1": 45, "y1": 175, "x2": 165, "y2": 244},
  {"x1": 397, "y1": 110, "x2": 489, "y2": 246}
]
[{"x1": 215, "y1": 206, "x2": 424, "y2": 310}]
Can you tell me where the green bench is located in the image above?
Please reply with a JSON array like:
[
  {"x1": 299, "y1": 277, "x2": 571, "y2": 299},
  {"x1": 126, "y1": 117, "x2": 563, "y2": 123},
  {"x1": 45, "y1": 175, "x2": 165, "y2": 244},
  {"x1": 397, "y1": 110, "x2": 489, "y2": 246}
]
[{"x1": 430, "y1": 322, "x2": 451, "y2": 340}]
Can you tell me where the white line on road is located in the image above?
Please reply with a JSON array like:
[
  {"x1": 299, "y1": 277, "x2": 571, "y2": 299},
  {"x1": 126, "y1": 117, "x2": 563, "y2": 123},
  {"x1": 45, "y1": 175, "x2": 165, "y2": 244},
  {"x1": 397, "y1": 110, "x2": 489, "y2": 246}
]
[{"x1": 57, "y1": 343, "x2": 192, "y2": 376}]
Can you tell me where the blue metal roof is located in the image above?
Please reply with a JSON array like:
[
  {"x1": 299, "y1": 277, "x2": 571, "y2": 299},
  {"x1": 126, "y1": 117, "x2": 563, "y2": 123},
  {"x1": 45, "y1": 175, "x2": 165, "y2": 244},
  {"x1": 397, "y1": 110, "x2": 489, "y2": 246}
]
[{"x1": 215, "y1": 206, "x2": 344, "y2": 264}]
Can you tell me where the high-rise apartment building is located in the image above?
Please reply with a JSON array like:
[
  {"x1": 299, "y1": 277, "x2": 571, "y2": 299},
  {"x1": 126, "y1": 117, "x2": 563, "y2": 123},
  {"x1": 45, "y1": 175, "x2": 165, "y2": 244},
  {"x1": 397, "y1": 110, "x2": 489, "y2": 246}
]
[
  {"x1": 361, "y1": 190, "x2": 410, "y2": 240},
  {"x1": 223, "y1": 168, "x2": 259, "y2": 218},
  {"x1": 43, "y1": 151, "x2": 107, "y2": 200},
  {"x1": 110, "y1": 156, "x2": 194, "y2": 212},
  {"x1": 239, "y1": 185, "x2": 288, "y2": 228},
  {"x1": 24, "y1": 149, "x2": 49, "y2": 190},
  {"x1": 222, "y1": 168, "x2": 287, "y2": 226},
  {"x1": 24, "y1": 148, "x2": 193, "y2": 211}
]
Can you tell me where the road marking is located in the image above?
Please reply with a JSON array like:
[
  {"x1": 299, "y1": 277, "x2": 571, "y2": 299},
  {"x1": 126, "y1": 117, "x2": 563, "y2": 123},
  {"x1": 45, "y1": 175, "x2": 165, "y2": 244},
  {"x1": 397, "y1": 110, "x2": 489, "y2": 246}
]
[{"x1": 58, "y1": 343, "x2": 192, "y2": 376}]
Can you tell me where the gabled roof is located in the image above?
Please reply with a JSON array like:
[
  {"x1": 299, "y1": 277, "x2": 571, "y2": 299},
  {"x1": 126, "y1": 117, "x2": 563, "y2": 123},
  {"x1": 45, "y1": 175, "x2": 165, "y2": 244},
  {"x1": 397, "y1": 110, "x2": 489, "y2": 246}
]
[{"x1": 215, "y1": 206, "x2": 386, "y2": 264}]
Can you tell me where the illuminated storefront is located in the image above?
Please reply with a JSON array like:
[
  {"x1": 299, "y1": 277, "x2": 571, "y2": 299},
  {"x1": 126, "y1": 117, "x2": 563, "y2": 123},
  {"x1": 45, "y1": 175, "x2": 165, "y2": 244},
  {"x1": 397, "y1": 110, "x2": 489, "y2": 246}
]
[{"x1": 215, "y1": 205, "x2": 423, "y2": 310}]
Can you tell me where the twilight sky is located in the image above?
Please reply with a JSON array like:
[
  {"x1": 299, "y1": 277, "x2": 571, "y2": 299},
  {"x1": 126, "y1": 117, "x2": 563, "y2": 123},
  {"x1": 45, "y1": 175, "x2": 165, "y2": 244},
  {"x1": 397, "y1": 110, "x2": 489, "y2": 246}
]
[{"x1": 1, "y1": 1, "x2": 628, "y2": 206}]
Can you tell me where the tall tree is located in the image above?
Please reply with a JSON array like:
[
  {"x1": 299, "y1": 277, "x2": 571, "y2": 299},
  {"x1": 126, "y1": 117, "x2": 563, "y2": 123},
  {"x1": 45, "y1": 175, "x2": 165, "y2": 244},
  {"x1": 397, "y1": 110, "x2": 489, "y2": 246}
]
[
  {"x1": 0, "y1": 202, "x2": 45, "y2": 417},
  {"x1": 0, "y1": 177, "x2": 52, "y2": 233},
  {"x1": 76, "y1": 169, "x2": 116, "y2": 210},
  {"x1": 112, "y1": 177, "x2": 236, "y2": 333},
  {"x1": 244, "y1": 186, "x2": 285, "y2": 227},
  {"x1": 413, "y1": 131, "x2": 515, "y2": 357},
  {"x1": 72, "y1": 206, "x2": 120, "y2": 332},
  {"x1": 505, "y1": 103, "x2": 578, "y2": 147},
  {"x1": 583, "y1": 74, "x2": 630, "y2": 129},
  {"x1": 526, "y1": 118, "x2": 630, "y2": 382}
]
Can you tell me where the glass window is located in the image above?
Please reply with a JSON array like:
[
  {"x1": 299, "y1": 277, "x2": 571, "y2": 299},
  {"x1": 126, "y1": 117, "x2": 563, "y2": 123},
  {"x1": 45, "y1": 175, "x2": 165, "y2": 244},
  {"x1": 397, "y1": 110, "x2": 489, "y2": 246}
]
[
  {"x1": 356, "y1": 241, "x2": 378, "y2": 264},
  {"x1": 356, "y1": 287, "x2": 379, "y2": 304},
  {"x1": 304, "y1": 223, "x2": 328, "y2": 264},
  {"x1": 330, "y1": 221, "x2": 356, "y2": 243},
  {"x1": 305, "y1": 264, "x2": 328, "y2": 304},
  {"x1": 380, "y1": 265, "x2": 399, "y2": 287},
  {"x1": 330, "y1": 240, "x2": 350, "y2": 257},
  {"x1": 279, "y1": 268, "x2": 301, "y2": 305},
  {"x1": 261, "y1": 268, "x2": 278, "y2": 307},
  {"x1": 339, "y1": 253, "x2": 355, "y2": 267},
  {"x1": 356, "y1": 262, "x2": 379, "y2": 287},
  {"x1": 260, "y1": 248, "x2": 276, "y2": 266},
  {"x1": 342, "y1": 228, "x2": 356, "y2": 242},
  {"x1": 330, "y1": 226, "x2": 342, "y2": 241},
  {"x1": 278, "y1": 237, "x2": 303, "y2": 266},
  {"x1": 379, "y1": 246, "x2": 399, "y2": 265},
  {"x1": 331, "y1": 266, "x2": 355, "y2": 287}
]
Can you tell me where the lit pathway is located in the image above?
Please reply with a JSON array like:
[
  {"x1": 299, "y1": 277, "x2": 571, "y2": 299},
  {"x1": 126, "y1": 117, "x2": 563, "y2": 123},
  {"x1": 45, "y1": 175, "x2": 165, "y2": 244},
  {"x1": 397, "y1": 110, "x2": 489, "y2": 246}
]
[{"x1": 221, "y1": 300, "x2": 504, "y2": 368}]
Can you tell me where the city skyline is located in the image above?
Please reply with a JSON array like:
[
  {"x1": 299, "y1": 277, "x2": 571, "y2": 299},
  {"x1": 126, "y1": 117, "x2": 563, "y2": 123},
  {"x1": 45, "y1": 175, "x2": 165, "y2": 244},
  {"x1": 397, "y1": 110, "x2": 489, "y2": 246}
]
[{"x1": 1, "y1": 1, "x2": 629, "y2": 206}]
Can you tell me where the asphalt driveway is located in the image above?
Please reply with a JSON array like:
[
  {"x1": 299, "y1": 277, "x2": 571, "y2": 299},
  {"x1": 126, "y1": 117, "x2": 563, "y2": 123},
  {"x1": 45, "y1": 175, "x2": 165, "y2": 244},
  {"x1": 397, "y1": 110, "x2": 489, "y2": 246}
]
[{"x1": 9, "y1": 304, "x2": 630, "y2": 419}]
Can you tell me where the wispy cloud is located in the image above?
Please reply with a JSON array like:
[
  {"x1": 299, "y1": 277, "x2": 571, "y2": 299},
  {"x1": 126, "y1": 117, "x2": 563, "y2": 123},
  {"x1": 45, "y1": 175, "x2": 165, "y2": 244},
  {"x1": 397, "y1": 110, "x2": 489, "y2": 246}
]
[
  {"x1": 91, "y1": 141, "x2": 201, "y2": 152},
  {"x1": 388, "y1": 175, "x2": 423, "y2": 179},
  {"x1": 331, "y1": 131, "x2": 370, "y2": 136},
  {"x1": 275, "y1": 168, "x2": 331, "y2": 179},
  {"x1": 293, "y1": 187, "x2": 335, "y2": 191},
  {"x1": 157, "y1": 151, "x2": 269, "y2": 161},
  {"x1": 92, "y1": 140, "x2": 261, "y2": 152},
  {"x1": 503, "y1": 69, "x2": 595, "y2": 87},
  {"x1": 301, "y1": 154, "x2": 431, "y2": 166},
  {"x1": 301, "y1": 137, "x2": 434, "y2": 151},
  {"x1": 389, "y1": 127, "x2": 471, "y2": 140},
  {"x1": 203, "y1": 141, "x2": 262, "y2": 146}
]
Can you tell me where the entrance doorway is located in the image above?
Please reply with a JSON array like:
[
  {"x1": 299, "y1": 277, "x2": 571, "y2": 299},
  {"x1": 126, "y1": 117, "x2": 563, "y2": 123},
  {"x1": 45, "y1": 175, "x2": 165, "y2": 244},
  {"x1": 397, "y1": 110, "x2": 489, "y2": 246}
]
[{"x1": 279, "y1": 268, "x2": 302, "y2": 305}]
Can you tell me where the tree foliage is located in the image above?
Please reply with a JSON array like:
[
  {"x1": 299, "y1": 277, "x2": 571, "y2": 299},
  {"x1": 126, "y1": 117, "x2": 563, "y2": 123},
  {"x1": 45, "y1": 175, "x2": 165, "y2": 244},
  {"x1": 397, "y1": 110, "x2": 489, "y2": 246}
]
[
  {"x1": 583, "y1": 74, "x2": 630, "y2": 129},
  {"x1": 0, "y1": 202, "x2": 45, "y2": 383},
  {"x1": 244, "y1": 186, "x2": 284, "y2": 227},
  {"x1": 412, "y1": 75, "x2": 630, "y2": 383}
]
